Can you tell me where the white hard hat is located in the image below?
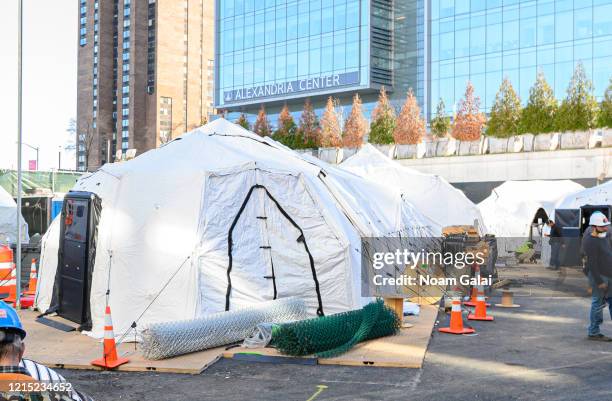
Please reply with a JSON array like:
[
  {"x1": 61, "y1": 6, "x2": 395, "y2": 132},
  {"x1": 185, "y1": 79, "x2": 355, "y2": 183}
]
[{"x1": 589, "y1": 212, "x2": 610, "y2": 227}]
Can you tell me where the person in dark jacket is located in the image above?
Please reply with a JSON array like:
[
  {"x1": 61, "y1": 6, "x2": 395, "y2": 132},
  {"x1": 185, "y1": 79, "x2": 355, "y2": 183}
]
[
  {"x1": 581, "y1": 212, "x2": 612, "y2": 341},
  {"x1": 546, "y1": 220, "x2": 563, "y2": 270}
]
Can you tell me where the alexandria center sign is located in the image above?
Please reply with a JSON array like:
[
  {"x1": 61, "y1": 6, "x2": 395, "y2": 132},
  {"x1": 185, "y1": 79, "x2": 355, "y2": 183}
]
[{"x1": 223, "y1": 71, "x2": 360, "y2": 104}]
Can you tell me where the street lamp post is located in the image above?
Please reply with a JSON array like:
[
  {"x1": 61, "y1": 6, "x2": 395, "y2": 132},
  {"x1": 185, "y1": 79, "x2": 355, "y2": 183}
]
[
  {"x1": 16, "y1": 0, "x2": 23, "y2": 309},
  {"x1": 22, "y1": 142, "x2": 39, "y2": 170}
]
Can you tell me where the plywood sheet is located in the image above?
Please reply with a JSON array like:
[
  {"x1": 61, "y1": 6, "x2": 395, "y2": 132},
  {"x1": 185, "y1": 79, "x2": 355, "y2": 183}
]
[
  {"x1": 19, "y1": 304, "x2": 438, "y2": 372},
  {"x1": 19, "y1": 310, "x2": 220, "y2": 374},
  {"x1": 224, "y1": 304, "x2": 439, "y2": 368}
]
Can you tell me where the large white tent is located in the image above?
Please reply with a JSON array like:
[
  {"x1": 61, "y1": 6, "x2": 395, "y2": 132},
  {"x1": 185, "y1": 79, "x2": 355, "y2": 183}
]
[
  {"x1": 478, "y1": 180, "x2": 584, "y2": 256},
  {"x1": 478, "y1": 180, "x2": 585, "y2": 238},
  {"x1": 0, "y1": 185, "x2": 29, "y2": 244},
  {"x1": 555, "y1": 180, "x2": 612, "y2": 210},
  {"x1": 339, "y1": 144, "x2": 485, "y2": 234},
  {"x1": 36, "y1": 119, "x2": 437, "y2": 338}
]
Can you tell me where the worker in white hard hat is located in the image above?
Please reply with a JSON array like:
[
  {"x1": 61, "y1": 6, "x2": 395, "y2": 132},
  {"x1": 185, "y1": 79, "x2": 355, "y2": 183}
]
[{"x1": 581, "y1": 211, "x2": 612, "y2": 341}]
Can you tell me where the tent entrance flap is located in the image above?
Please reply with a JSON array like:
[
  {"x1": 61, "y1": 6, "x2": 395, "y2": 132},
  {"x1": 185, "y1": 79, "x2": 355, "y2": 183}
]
[
  {"x1": 226, "y1": 184, "x2": 324, "y2": 316},
  {"x1": 49, "y1": 191, "x2": 101, "y2": 330}
]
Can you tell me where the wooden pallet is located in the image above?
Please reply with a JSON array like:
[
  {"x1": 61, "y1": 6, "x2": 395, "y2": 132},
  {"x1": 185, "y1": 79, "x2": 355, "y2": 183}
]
[{"x1": 18, "y1": 304, "x2": 438, "y2": 373}]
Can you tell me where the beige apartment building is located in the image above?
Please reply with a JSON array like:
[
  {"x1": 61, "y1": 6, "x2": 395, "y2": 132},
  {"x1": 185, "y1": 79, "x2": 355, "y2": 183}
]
[{"x1": 76, "y1": 0, "x2": 214, "y2": 171}]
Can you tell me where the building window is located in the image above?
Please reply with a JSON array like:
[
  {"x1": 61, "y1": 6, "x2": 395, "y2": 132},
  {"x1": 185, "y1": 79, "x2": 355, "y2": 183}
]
[
  {"x1": 147, "y1": 0, "x2": 156, "y2": 89},
  {"x1": 159, "y1": 96, "x2": 172, "y2": 143},
  {"x1": 429, "y1": 0, "x2": 612, "y2": 115},
  {"x1": 79, "y1": 0, "x2": 87, "y2": 46}
]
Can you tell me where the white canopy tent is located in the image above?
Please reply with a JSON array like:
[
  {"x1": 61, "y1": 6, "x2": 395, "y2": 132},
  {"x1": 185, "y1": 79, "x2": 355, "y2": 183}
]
[
  {"x1": 340, "y1": 144, "x2": 485, "y2": 235},
  {"x1": 555, "y1": 180, "x2": 612, "y2": 210},
  {"x1": 0, "y1": 185, "x2": 29, "y2": 244},
  {"x1": 36, "y1": 119, "x2": 438, "y2": 339},
  {"x1": 478, "y1": 180, "x2": 584, "y2": 256}
]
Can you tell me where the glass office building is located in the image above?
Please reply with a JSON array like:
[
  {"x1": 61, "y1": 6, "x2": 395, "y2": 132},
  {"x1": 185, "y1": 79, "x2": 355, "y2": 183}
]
[
  {"x1": 429, "y1": 0, "x2": 612, "y2": 116},
  {"x1": 215, "y1": 0, "x2": 423, "y2": 124},
  {"x1": 215, "y1": 0, "x2": 612, "y2": 124}
]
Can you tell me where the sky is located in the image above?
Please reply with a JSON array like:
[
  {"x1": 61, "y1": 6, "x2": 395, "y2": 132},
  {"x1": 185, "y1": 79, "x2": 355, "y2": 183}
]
[{"x1": 0, "y1": 0, "x2": 77, "y2": 171}]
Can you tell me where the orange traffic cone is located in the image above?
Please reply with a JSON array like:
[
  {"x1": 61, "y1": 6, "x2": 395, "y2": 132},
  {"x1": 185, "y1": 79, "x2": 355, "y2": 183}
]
[
  {"x1": 0, "y1": 246, "x2": 13, "y2": 296},
  {"x1": 464, "y1": 265, "x2": 490, "y2": 307},
  {"x1": 463, "y1": 264, "x2": 491, "y2": 306},
  {"x1": 468, "y1": 287, "x2": 494, "y2": 321},
  {"x1": 439, "y1": 297, "x2": 475, "y2": 334},
  {"x1": 25, "y1": 259, "x2": 38, "y2": 296},
  {"x1": 464, "y1": 286, "x2": 478, "y2": 307},
  {"x1": 90, "y1": 306, "x2": 129, "y2": 369},
  {"x1": 3, "y1": 266, "x2": 17, "y2": 305}
]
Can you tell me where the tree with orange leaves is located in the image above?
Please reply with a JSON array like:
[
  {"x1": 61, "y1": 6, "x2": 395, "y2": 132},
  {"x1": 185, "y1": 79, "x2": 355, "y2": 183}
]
[
  {"x1": 342, "y1": 94, "x2": 367, "y2": 148},
  {"x1": 393, "y1": 88, "x2": 425, "y2": 144},
  {"x1": 451, "y1": 81, "x2": 486, "y2": 141},
  {"x1": 319, "y1": 97, "x2": 342, "y2": 147},
  {"x1": 253, "y1": 105, "x2": 271, "y2": 137}
]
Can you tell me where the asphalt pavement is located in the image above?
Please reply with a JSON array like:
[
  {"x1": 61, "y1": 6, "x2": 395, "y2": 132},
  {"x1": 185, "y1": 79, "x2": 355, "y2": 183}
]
[{"x1": 58, "y1": 264, "x2": 612, "y2": 401}]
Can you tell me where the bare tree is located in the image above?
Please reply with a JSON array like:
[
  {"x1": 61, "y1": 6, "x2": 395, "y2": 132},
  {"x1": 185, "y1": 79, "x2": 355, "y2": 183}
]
[
  {"x1": 65, "y1": 118, "x2": 77, "y2": 151},
  {"x1": 75, "y1": 121, "x2": 95, "y2": 171}
]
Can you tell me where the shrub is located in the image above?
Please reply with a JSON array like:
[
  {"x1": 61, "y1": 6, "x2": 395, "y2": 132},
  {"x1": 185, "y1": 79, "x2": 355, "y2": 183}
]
[
  {"x1": 487, "y1": 78, "x2": 521, "y2": 138},
  {"x1": 235, "y1": 113, "x2": 250, "y2": 130},
  {"x1": 369, "y1": 87, "x2": 396, "y2": 144},
  {"x1": 519, "y1": 71, "x2": 557, "y2": 134},
  {"x1": 430, "y1": 98, "x2": 451, "y2": 138},
  {"x1": 554, "y1": 62, "x2": 598, "y2": 131},
  {"x1": 598, "y1": 78, "x2": 612, "y2": 128}
]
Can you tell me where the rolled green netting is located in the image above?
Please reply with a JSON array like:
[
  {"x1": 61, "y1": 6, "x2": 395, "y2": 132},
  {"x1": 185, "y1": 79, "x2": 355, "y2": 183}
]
[{"x1": 270, "y1": 299, "x2": 401, "y2": 358}]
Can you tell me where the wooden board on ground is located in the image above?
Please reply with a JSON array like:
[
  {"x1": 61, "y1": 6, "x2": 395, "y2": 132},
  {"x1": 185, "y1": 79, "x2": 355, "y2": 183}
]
[
  {"x1": 409, "y1": 295, "x2": 442, "y2": 305},
  {"x1": 18, "y1": 310, "x2": 220, "y2": 374},
  {"x1": 19, "y1": 304, "x2": 438, "y2": 373},
  {"x1": 223, "y1": 304, "x2": 438, "y2": 368}
]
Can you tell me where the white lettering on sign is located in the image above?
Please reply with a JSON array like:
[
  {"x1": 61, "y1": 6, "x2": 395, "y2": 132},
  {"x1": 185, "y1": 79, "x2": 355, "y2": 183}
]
[{"x1": 223, "y1": 71, "x2": 359, "y2": 103}]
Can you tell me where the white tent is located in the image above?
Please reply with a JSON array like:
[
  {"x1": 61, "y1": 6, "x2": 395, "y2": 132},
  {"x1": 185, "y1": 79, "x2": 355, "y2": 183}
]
[
  {"x1": 339, "y1": 144, "x2": 485, "y2": 234},
  {"x1": 555, "y1": 180, "x2": 612, "y2": 210},
  {"x1": 478, "y1": 180, "x2": 584, "y2": 256},
  {"x1": 36, "y1": 119, "x2": 437, "y2": 338},
  {"x1": 0, "y1": 185, "x2": 29, "y2": 244},
  {"x1": 478, "y1": 180, "x2": 585, "y2": 238}
]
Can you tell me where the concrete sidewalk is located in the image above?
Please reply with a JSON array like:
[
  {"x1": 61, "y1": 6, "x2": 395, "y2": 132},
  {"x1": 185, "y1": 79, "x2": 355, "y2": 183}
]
[{"x1": 58, "y1": 264, "x2": 612, "y2": 401}]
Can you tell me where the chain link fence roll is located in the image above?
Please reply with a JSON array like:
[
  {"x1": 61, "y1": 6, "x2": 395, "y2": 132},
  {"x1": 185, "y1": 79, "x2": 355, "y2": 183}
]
[
  {"x1": 271, "y1": 300, "x2": 401, "y2": 358},
  {"x1": 140, "y1": 297, "x2": 310, "y2": 360}
]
